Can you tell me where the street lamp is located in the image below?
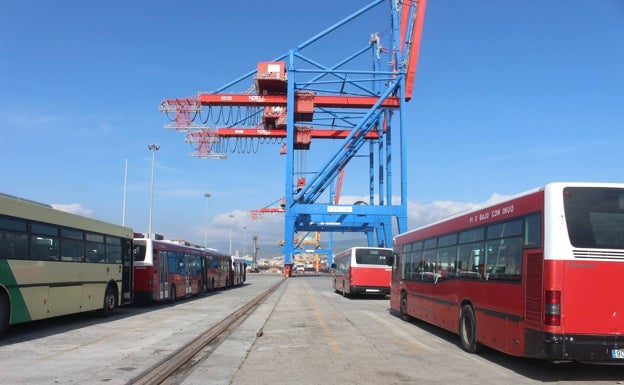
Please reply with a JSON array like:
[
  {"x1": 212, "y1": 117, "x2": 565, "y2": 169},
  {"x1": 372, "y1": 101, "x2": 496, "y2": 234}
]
[
  {"x1": 242, "y1": 225, "x2": 247, "y2": 257},
  {"x1": 204, "y1": 193, "x2": 211, "y2": 248},
  {"x1": 147, "y1": 143, "x2": 160, "y2": 238},
  {"x1": 228, "y1": 214, "x2": 235, "y2": 255}
]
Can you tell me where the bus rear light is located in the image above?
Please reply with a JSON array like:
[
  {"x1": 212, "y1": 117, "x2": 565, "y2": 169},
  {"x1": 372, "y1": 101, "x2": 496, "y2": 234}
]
[{"x1": 544, "y1": 290, "x2": 561, "y2": 326}]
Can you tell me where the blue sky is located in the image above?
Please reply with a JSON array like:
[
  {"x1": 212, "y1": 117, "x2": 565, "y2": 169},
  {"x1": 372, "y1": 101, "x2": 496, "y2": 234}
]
[{"x1": 1, "y1": 1, "x2": 623, "y2": 256}]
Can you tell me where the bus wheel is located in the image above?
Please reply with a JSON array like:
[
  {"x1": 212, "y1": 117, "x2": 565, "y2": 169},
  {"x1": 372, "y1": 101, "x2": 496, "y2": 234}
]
[
  {"x1": 0, "y1": 293, "x2": 10, "y2": 335},
  {"x1": 400, "y1": 292, "x2": 410, "y2": 321},
  {"x1": 210, "y1": 279, "x2": 215, "y2": 292},
  {"x1": 459, "y1": 304, "x2": 483, "y2": 354},
  {"x1": 169, "y1": 285, "x2": 176, "y2": 304},
  {"x1": 101, "y1": 285, "x2": 117, "y2": 317}
]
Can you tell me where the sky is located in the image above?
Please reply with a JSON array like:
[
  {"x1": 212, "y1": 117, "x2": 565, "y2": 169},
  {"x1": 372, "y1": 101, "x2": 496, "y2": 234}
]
[{"x1": 1, "y1": 1, "x2": 623, "y2": 256}]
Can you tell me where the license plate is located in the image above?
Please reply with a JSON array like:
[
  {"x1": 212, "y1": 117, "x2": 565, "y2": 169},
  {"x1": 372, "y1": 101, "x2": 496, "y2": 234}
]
[{"x1": 611, "y1": 349, "x2": 624, "y2": 359}]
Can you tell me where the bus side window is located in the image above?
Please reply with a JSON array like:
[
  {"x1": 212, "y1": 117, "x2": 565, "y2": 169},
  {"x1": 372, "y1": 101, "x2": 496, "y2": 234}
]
[
  {"x1": 525, "y1": 213, "x2": 542, "y2": 247},
  {"x1": 0, "y1": 240, "x2": 11, "y2": 259},
  {"x1": 0, "y1": 232, "x2": 28, "y2": 259},
  {"x1": 32, "y1": 243, "x2": 52, "y2": 260}
]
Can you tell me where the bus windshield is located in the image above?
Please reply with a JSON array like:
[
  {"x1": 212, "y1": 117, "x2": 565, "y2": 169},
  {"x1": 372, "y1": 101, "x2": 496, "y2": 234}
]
[{"x1": 564, "y1": 187, "x2": 624, "y2": 249}]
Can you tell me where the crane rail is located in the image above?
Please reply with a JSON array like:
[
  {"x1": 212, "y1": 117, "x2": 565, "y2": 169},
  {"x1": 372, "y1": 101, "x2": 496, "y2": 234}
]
[{"x1": 128, "y1": 278, "x2": 286, "y2": 385}]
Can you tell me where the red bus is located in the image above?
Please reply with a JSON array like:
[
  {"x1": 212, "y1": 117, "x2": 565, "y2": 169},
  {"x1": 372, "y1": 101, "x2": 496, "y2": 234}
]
[
  {"x1": 390, "y1": 182, "x2": 624, "y2": 362},
  {"x1": 332, "y1": 246, "x2": 393, "y2": 297},
  {"x1": 132, "y1": 237, "x2": 231, "y2": 302}
]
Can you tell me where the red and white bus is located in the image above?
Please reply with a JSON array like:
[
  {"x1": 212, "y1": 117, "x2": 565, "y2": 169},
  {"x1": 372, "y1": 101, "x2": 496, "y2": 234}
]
[
  {"x1": 390, "y1": 182, "x2": 624, "y2": 362},
  {"x1": 230, "y1": 258, "x2": 247, "y2": 286},
  {"x1": 132, "y1": 237, "x2": 231, "y2": 303},
  {"x1": 332, "y1": 246, "x2": 393, "y2": 297}
]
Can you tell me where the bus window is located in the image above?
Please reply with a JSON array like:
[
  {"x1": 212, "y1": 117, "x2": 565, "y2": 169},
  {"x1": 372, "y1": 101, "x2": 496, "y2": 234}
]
[
  {"x1": 457, "y1": 243, "x2": 483, "y2": 279},
  {"x1": 86, "y1": 233, "x2": 105, "y2": 263},
  {"x1": 61, "y1": 228, "x2": 85, "y2": 262},
  {"x1": 30, "y1": 224, "x2": 59, "y2": 260},
  {"x1": 486, "y1": 237, "x2": 522, "y2": 281},
  {"x1": 168, "y1": 252, "x2": 177, "y2": 274},
  {"x1": 437, "y1": 245, "x2": 457, "y2": 280},
  {"x1": 487, "y1": 219, "x2": 522, "y2": 239},
  {"x1": 132, "y1": 244, "x2": 147, "y2": 262},
  {"x1": 177, "y1": 253, "x2": 186, "y2": 275},
  {"x1": 524, "y1": 213, "x2": 542, "y2": 247},
  {"x1": 459, "y1": 228, "x2": 484, "y2": 243},
  {"x1": 106, "y1": 236, "x2": 123, "y2": 263},
  {"x1": 355, "y1": 249, "x2": 389, "y2": 265},
  {"x1": 421, "y1": 248, "x2": 437, "y2": 282},
  {"x1": 401, "y1": 250, "x2": 413, "y2": 280},
  {"x1": 0, "y1": 219, "x2": 28, "y2": 260}
]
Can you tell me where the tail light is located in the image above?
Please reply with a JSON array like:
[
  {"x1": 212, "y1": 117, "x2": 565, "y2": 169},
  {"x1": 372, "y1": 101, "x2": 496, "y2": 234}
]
[{"x1": 544, "y1": 290, "x2": 561, "y2": 326}]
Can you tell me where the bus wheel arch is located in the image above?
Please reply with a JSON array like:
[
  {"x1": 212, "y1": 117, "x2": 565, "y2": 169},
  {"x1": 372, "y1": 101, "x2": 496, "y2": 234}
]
[
  {"x1": 101, "y1": 282, "x2": 118, "y2": 317},
  {"x1": 459, "y1": 303, "x2": 484, "y2": 354}
]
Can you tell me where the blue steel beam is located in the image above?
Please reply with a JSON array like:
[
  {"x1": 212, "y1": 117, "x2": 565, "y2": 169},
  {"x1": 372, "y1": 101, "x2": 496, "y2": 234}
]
[{"x1": 161, "y1": 0, "x2": 427, "y2": 272}]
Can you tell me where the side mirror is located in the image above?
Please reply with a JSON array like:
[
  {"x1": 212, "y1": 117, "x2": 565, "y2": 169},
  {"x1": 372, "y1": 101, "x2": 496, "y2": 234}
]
[{"x1": 331, "y1": 263, "x2": 336, "y2": 269}]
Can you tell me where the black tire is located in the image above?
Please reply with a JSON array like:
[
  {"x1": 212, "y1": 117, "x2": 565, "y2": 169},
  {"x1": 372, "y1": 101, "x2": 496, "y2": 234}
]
[
  {"x1": 209, "y1": 278, "x2": 215, "y2": 292},
  {"x1": 400, "y1": 292, "x2": 410, "y2": 321},
  {"x1": 459, "y1": 304, "x2": 484, "y2": 353},
  {"x1": 0, "y1": 293, "x2": 10, "y2": 335},
  {"x1": 101, "y1": 285, "x2": 117, "y2": 317},
  {"x1": 341, "y1": 281, "x2": 349, "y2": 298}
]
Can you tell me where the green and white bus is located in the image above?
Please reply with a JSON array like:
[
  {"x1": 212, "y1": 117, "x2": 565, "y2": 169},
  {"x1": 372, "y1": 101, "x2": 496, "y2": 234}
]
[{"x1": 0, "y1": 193, "x2": 133, "y2": 335}]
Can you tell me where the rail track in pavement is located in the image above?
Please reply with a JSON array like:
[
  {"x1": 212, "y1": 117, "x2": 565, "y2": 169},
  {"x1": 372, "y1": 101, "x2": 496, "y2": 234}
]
[{"x1": 127, "y1": 278, "x2": 285, "y2": 385}]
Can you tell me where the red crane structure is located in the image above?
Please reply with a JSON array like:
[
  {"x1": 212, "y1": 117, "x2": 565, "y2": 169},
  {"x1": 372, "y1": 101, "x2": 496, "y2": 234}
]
[{"x1": 160, "y1": 0, "x2": 427, "y2": 274}]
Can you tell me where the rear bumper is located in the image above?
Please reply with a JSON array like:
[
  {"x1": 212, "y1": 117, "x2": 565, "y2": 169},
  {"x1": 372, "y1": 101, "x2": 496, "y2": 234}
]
[
  {"x1": 526, "y1": 328, "x2": 624, "y2": 362},
  {"x1": 351, "y1": 286, "x2": 390, "y2": 295}
]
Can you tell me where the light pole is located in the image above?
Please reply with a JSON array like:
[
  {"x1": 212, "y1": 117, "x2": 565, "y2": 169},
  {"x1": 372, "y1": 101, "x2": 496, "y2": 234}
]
[
  {"x1": 242, "y1": 225, "x2": 247, "y2": 257},
  {"x1": 147, "y1": 143, "x2": 160, "y2": 238},
  {"x1": 228, "y1": 214, "x2": 235, "y2": 255},
  {"x1": 204, "y1": 193, "x2": 211, "y2": 248}
]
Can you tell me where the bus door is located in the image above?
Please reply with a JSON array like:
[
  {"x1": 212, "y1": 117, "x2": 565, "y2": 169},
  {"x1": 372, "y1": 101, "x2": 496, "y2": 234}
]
[
  {"x1": 159, "y1": 251, "x2": 169, "y2": 300},
  {"x1": 201, "y1": 256, "x2": 208, "y2": 292},
  {"x1": 184, "y1": 254, "x2": 192, "y2": 295},
  {"x1": 122, "y1": 239, "x2": 133, "y2": 303}
]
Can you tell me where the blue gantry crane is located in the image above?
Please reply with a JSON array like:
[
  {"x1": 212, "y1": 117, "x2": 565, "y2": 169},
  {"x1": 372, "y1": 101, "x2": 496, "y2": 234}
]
[{"x1": 160, "y1": 0, "x2": 427, "y2": 275}]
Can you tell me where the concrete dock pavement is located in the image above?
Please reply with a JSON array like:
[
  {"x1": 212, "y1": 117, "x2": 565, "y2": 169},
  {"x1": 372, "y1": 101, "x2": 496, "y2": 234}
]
[{"x1": 183, "y1": 274, "x2": 415, "y2": 385}]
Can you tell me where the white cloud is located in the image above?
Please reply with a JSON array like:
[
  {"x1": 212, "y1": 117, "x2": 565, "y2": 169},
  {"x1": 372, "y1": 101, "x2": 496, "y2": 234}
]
[
  {"x1": 51, "y1": 203, "x2": 94, "y2": 217},
  {"x1": 407, "y1": 193, "x2": 510, "y2": 230}
]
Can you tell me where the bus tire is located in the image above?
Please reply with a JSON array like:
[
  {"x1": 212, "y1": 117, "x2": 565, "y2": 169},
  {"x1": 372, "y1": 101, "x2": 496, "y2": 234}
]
[
  {"x1": 0, "y1": 292, "x2": 10, "y2": 335},
  {"x1": 459, "y1": 304, "x2": 483, "y2": 354},
  {"x1": 210, "y1": 278, "x2": 215, "y2": 292},
  {"x1": 101, "y1": 284, "x2": 117, "y2": 317},
  {"x1": 341, "y1": 281, "x2": 349, "y2": 298},
  {"x1": 400, "y1": 292, "x2": 410, "y2": 321},
  {"x1": 169, "y1": 285, "x2": 176, "y2": 304}
]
